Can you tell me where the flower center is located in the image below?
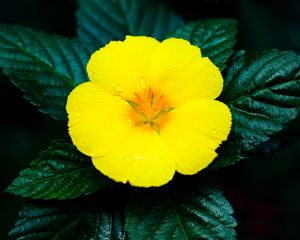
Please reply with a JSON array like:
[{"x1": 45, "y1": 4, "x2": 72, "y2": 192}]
[{"x1": 127, "y1": 88, "x2": 173, "y2": 131}]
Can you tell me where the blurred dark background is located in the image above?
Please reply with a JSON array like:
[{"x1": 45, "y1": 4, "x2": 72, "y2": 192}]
[{"x1": 1, "y1": 0, "x2": 300, "y2": 239}]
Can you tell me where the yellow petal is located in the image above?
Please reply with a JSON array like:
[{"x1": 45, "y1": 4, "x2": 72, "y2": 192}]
[
  {"x1": 149, "y1": 38, "x2": 223, "y2": 106},
  {"x1": 66, "y1": 82, "x2": 133, "y2": 157},
  {"x1": 87, "y1": 36, "x2": 159, "y2": 100},
  {"x1": 160, "y1": 99, "x2": 232, "y2": 175},
  {"x1": 92, "y1": 127, "x2": 176, "y2": 187}
]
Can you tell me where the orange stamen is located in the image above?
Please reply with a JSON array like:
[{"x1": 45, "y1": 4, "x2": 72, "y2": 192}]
[{"x1": 127, "y1": 88, "x2": 173, "y2": 131}]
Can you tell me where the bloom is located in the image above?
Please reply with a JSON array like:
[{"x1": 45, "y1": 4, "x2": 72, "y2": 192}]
[{"x1": 66, "y1": 36, "x2": 231, "y2": 187}]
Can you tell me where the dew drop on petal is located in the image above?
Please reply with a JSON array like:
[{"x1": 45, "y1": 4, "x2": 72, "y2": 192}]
[
  {"x1": 212, "y1": 129, "x2": 217, "y2": 134},
  {"x1": 168, "y1": 91, "x2": 174, "y2": 97},
  {"x1": 171, "y1": 77, "x2": 177, "y2": 82},
  {"x1": 124, "y1": 155, "x2": 132, "y2": 162},
  {"x1": 178, "y1": 80, "x2": 183, "y2": 85},
  {"x1": 114, "y1": 95, "x2": 122, "y2": 101},
  {"x1": 136, "y1": 155, "x2": 145, "y2": 160},
  {"x1": 115, "y1": 84, "x2": 123, "y2": 93},
  {"x1": 77, "y1": 112, "x2": 83, "y2": 117},
  {"x1": 140, "y1": 78, "x2": 147, "y2": 89}
]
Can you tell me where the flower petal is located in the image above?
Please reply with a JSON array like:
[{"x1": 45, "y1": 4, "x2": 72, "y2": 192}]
[
  {"x1": 149, "y1": 38, "x2": 223, "y2": 105},
  {"x1": 87, "y1": 36, "x2": 159, "y2": 99},
  {"x1": 160, "y1": 99, "x2": 232, "y2": 175},
  {"x1": 92, "y1": 127, "x2": 176, "y2": 187},
  {"x1": 66, "y1": 82, "x2": 133, "y2": 157}
]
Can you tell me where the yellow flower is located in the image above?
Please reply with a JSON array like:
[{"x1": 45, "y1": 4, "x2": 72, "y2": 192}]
[{"x1": 66, "y1": 36, "x2": 231, "y2": 187}]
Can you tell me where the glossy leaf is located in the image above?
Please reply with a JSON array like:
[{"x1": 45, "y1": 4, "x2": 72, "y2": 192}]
[
  {"x1": 0, "y1": 24, "x2": 91, "y2": 121},
  {"x1": 9, "y1": 198, "x2": 126, "y2": 240},
  {"x1": 170, "y1": 19, "x2": 238, "y2": 70},
  {"x1": 125, "y1": 179, "x2": 237, "y2": 240},
  {"x1": 76, "y1": 0, "x2": 184, "y2": 51},
  {"x1": 212, "y1": 50, "x2": 300, "y2": 168},
  {"x1": 6, "y1": 139, "x2": 114, "y2": 200}
]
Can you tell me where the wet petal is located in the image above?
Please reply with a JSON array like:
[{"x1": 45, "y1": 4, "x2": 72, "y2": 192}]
[
  {"x1": 149, "y1": 38, "x2": 223, "y2": 106},
  {"x1": 87, "y1": 36, "x2": 159, "y2": 99},
  {"x1": 160, "y1": 99, "x2": 231, "y2": 174},
  {"x1": 92, "y1": 127, "x2": 176, "y2": 187},
  {"x1": 66, "y1": 82, "x2": 133, "y2": 157}
]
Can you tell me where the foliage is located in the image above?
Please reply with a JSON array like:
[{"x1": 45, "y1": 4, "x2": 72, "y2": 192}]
[
  {"x1": 170, "y1": 19, "x2": 238, "y2": 71},
  {"x1": 0, "y1": 25, "x2": 91, "y2": 121},
  {"x1": 212, "y1": 50, "x2": 300, "y2": 168},
  {"x1": 125, "y1": 179, "x2": 237, "y2": 240},
  {"x1": 76, "y1": 0, "x2": 184, "y2": 52},
  {"x1": 6, "y1": 139, "x2": 114, "y2": 200},
  {"x1": 9, "y1": 194, "x2": 126, "y2": 240},
  {"x1": 1, "y1": 0, "x2": 300, "y2": 239}
]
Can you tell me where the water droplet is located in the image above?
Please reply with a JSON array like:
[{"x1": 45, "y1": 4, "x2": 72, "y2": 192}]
[
  {"x1": 125, "y1": 119, "x2": 132, "y2": 124},
  {"x1": 124, "y1": 155, "x2": 132, "y2": 162},
  {"x1": 89, "y1": 72, "x2": 95, "y2": 80},
  {"x1": 169, "y1": 91, "x2": 174, "y2": 97},
  {"x1": 115, "y1": 84, "x2": 123, "y2": 93},
  {"x1": 212, "y1": 129, "x2": 217, "y2": 134},
  {"x1": 171, "y1": 77, "x2": 177, "y2": 82},
  {"x1": 114, "y1": 95, "x2": 122, "y2": 101},
  {"x1": 140, "y1": 78, "x2": 147, "y2": 89},
  {"x1": 136, "y1": 155, "x2": 145, "y2": 160},
  {"x1": 111, "y1": 124, "x2": 117, "y2": 129},
  {"x1": 77, "y1": 112, "x2": 83, "y2": 117},
  {"x1": 178, "y1": 80, "x2": 183, "y2": 85}
]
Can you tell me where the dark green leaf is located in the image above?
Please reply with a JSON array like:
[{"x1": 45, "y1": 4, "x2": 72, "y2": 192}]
[
  {"x1": 9, "y1": 197, "x2": 126, "y2": 240},
  {"x1": 125, "y1": 179, "x2": 237, "y2": 240},
  {"x1": 212, "y1": 50, "x2": 300, "y2": 168},
  {"x1": 170, "y1": 19, "x2": 238, "y2": 70},
  {"x1": 6, "y1": 138, "x2": 114, "y2": 200},
  {"x1": 76, "y1": 0, "x2": 184, "y2": 52},
  {"x1": 0, "y1": 24, "x2": 91, "y2": 121}
]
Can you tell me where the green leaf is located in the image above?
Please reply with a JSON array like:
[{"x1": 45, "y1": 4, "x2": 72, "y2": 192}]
[
  {"x1": 170, "y1": 19, "x2": 238, "y2": 70},
  {"x1": 76, "y1": 0, "x2": 184, "y2": 51},
  {"x1": 212, "y1": 50, "x2": 300, "y2": 168},
  {"x1": 6, "y1": 138, "x2": 114, "y2": 200},
  {"x1": 125, "y1": 179, "x2": 237, "y2": 240},
  {"x1": 9, "y1": 197, "x2": 126, "y2": 240},
  {"x1": 0, "y1": 24, "x2": 91, "y2": 121}
]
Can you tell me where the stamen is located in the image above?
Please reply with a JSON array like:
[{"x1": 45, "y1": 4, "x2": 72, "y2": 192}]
[{"x1": 127, "y1": 88, "x2": 173, "y2": 130}]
